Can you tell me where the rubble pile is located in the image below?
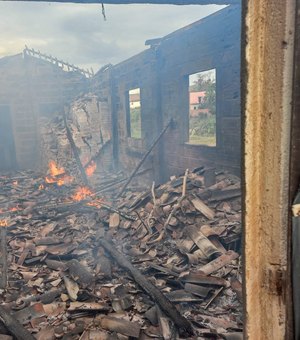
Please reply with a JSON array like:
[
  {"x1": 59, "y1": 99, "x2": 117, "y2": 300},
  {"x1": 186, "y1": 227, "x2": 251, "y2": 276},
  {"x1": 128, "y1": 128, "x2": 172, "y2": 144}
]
[{"x1": 0, "y1": 167, "x2": 242, "y2": 339}]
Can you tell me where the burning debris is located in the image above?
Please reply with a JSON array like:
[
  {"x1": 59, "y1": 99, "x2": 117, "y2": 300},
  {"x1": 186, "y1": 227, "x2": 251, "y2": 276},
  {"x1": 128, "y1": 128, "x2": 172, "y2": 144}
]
[
  {"x1": 45, "y1": 161, "x2": 74, "y2": 187},
  {"x1": 0, "y1": 166, "x2": 242, "y2": 339},
  {"x1": 40, "y1": 93, "x2": 111, "y2": 181}
]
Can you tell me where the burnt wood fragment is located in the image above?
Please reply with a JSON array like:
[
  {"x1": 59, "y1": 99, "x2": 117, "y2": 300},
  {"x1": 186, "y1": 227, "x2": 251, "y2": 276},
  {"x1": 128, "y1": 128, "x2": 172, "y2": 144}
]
[
  {"x1": 0, "y1": 306, "x2": 35, "y2": 340},
  {"x1": 98, "y1": 238, "x2": 194, "y2": 336}
]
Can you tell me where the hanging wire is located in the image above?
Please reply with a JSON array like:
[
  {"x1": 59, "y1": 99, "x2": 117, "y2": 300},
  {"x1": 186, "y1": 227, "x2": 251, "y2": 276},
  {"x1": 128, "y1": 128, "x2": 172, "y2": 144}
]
[{"x1": 101, "y1": 3, "x2": 107, "y2": 21}]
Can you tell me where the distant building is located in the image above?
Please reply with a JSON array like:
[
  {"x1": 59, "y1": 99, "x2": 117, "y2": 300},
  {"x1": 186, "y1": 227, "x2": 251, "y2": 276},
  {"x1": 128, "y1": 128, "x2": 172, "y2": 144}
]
[
  {"x1": 129, "y1": 93, "x2": 141, "y2": 109},
  {"x1": 189, "y1": 91, "x2": 209, "y2": 116}
]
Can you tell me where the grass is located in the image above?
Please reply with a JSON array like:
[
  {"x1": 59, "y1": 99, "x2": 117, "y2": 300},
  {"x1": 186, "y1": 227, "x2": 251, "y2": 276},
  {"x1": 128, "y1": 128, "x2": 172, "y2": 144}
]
[{"x1": 188, "y1": 135, "x2": 216, "y2": 146}]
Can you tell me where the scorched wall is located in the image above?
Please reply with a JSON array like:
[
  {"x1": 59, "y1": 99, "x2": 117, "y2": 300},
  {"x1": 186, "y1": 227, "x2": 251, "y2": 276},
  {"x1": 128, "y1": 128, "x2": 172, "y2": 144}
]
[
  {"x1": 109, "y1": 5, "x2": 241, "y2": 182},
  {"x1": 0, "y1": 52, "x2": 87, "y2": 170}
]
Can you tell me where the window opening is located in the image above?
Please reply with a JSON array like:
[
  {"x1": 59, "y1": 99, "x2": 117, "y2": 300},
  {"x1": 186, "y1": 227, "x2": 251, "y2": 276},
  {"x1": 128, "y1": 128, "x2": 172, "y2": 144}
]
[
  {"x1": 188, "y1": 68, "x2": 216, "y2": 146},
  {"x1": 128, "y1": 88, "x2": 141, "y2": 139}
]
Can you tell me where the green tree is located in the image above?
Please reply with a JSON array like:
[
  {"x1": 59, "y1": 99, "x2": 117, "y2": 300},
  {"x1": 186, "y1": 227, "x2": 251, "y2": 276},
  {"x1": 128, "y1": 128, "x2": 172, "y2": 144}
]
[{"x1": 190, "y1": 72, "x2": 216, "y2": 115}]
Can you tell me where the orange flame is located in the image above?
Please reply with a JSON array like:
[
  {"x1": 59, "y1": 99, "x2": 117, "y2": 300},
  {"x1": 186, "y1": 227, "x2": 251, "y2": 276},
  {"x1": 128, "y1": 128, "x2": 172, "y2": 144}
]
[
  {"x1": 0, "y1": 220, "x2": 8, "y2": 227},
  {"x1": 87, "y1": 198, "x2": 103, "y2": 208},
  {"x1": 85, "y1": 161, "x2": 97, "y2": 177},
  {"x1": 48, "y1": 160, "x2": 65, "y2": 177},
  {"x1": 71, "y1": 187, "x2": 93, "y2": 201},
  {"x1": 45, "y1": 175, "x2": 73, "y2": 186},
  {"x1": 9, "y1": 206, "x2": 19, "y2": 212},
  {"x1": 45, "y1": 161, "x2": 74, "y2": 186}
]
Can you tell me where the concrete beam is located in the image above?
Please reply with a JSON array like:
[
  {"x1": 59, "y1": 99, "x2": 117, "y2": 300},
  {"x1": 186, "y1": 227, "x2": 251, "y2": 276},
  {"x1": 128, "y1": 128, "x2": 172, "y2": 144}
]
[
  {"x1": 0, "y1": 0, "x2": 239, "y2": 4},
  {"x1": 243, "y1": 0, "x2": 296, "y2": 338}
]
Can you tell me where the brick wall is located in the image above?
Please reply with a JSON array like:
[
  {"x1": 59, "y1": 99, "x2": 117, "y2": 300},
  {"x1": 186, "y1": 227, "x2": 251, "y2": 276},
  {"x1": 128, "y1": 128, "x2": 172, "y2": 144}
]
[
  {"x1": 0, "y1": 5, "x2": 241, "y2": 181},
  {"x1": 0, "y1": 53, "x2": 87, "y2": 170},
  {"x1": 160, "y1": 5, "x2": 241, "y2": 178},
  {"x1": 111, "y1": 49, "x2": 161, "y2": 184},
  {"x1": 109, "y1": 5, "x2": 241, "y2": 183}
]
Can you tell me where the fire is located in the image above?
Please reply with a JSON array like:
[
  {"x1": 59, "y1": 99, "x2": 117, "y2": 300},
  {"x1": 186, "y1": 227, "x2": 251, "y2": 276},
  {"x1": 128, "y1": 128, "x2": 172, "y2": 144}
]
[
  {"x1": 0, "y1": 220, "x2": 8, "y2": 227},
  {"x1": 71, "y1": 186, "x2": 93, "y2": 201},
  {"x1": 39, "y1": 184, "x2": 44, "y2": 190},
  {"x1": 49, "y1": 160, "x2": 65, "y2": 177},
  {"x1": 45, "y1": 160, "x2": 74, "y2": 186},
  {"x1": 0, "y1": 205, "x2": 20, "y2": 215},
  {"x1": 87, "y1": 198, "x2": 103, "y2": 208},
  {"x1": 45, "y1": 175, "x2": 73, "y2": 186},
  {"x1": 85, "y1": 161, "x2": 97, "y2": 177},
  {"x1": 9, "y1": 206, "x2": 20, "y2": 212}
]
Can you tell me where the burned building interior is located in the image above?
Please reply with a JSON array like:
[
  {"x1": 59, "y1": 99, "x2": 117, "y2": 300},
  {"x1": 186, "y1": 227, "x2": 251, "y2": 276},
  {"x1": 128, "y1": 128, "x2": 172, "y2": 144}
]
[
  {"x1": 0, "y1": 0, "x2": 298, "y2": 338},
  {"x1": 0, "y1": 5, "x2": 243, "y2": 339}
]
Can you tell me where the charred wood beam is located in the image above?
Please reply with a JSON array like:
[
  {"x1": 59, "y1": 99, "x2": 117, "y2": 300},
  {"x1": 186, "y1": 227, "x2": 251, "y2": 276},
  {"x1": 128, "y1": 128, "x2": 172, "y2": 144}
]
[
  {"x1": 0, "y1": 228, "x2": 7, "y2": 289},
  {"x1": 0, "y1": 306, "x2": 36, "y2": 340},
  {"x1": 0, "y1": 0, "x2": 238, "y2": 4},
  {"x1": 63, "y1": 109, "x2": 89, "y2": 186},
  {"x1": 95, "y1": 168, "x2": 152, "y2": 194},
  {"x1": 84, "y1": 139, "x2": 111, "y2": 169},
  {"x1": 0, "y1": 196, "x2": 136, "y2": 222},
  {"x1": 34, "y1": 198, "x2": 136, "y2": 221},
  {"x1": 98, "y1": 238, "x2": 194, "y2": 336}
]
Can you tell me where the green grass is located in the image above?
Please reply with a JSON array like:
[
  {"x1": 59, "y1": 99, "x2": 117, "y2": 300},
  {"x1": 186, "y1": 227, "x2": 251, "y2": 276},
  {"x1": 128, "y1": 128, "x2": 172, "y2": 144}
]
[
  {"x1": 130, "y1": 108, "x2": 142, "y2": 139},
  {"x1": 189, "y1": 135, "x2": 216, "y2": 146}
]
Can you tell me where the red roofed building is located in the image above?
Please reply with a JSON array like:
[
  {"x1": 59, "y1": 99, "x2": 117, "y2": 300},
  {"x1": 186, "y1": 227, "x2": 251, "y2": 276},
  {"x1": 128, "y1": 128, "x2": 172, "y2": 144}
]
[{"x1": 189, "y1": 91, "x2": 209, "y2": 116}]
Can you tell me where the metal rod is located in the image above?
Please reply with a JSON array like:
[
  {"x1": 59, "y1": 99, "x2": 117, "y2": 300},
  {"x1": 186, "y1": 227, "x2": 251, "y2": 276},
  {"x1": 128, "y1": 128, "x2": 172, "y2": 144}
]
[{"x1": 117, "y1": 119, "x2": 172, "y2": 197}]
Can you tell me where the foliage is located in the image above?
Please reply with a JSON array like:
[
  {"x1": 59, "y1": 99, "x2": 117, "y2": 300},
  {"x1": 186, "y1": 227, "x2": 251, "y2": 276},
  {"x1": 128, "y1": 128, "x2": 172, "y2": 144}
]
[
  {"x1": 130, "y1": 108, "x2": 141, "y2": 139},
  {"x1": 190, "y1": 71, "x2": 216, "y2": 115},
  {"x1": 190, "y1": 115, "x2": 216, "y2": 137}
]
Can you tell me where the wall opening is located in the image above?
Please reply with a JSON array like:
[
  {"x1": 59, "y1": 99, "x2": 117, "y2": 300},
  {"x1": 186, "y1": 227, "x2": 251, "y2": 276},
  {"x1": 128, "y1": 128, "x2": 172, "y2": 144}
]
[
  {"x1": 188, "y1": 68, "x2": 216, "y2": 146},
  {"x1": 0, "y1": 105, "x2": 16, "y2": 170},
  {"x1": 127, "y1": 88, "x2": 142, "y2": 139}
]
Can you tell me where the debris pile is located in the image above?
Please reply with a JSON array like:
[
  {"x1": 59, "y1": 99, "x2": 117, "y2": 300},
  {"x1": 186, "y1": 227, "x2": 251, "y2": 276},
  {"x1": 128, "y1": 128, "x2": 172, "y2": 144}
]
[{"x1": 0, "y1": 167, "x2": 242, "y2": 339}]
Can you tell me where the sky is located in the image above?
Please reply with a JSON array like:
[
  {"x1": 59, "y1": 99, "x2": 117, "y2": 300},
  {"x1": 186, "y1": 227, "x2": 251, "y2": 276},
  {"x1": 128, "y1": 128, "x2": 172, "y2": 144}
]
[{"x1": 0, "y1": 2, "x2": 225, "y2": 73}]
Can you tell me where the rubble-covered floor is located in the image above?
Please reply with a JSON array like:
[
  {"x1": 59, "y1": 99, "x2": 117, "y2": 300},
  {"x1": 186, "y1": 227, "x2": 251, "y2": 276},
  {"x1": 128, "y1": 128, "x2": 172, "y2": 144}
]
[{"x1": 0, "y1": 166, "x2": 242, "y2": 339}]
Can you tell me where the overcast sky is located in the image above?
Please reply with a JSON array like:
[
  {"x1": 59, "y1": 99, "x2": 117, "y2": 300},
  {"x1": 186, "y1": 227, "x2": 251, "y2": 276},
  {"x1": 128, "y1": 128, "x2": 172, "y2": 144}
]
[{"x1": 0, "y1": 2, "x2": 224, "y2": 72}]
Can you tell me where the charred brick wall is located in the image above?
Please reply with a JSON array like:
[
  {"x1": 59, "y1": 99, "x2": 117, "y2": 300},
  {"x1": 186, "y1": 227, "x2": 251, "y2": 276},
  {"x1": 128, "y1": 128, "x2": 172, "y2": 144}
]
[
  {"x1": 109, "y1": 5, "x2": 241, "y2": 183},
  {"x1": 159, "y1": 5, "x2": 241, "y2": 178},
  {"x1": 0, "y1": 53, "x2": 87, "y2": 170},
  {"x1": 110, "y1": 49, "x2": 162, "y2": 184},
  {"x1": 89, "y1": 67, "x2": 114, "y2": 173}
]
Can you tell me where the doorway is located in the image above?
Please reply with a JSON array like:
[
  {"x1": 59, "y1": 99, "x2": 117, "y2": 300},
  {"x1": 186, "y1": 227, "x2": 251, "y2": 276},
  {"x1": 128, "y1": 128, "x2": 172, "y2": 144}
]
[{"x1": 0, "y1": 105, "x2": 16, "y2": 170}]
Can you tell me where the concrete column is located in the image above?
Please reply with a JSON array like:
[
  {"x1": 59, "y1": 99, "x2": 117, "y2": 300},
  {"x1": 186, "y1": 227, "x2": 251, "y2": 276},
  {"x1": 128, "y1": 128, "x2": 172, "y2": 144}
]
[{"x1": 243, "y1": 0, "x2": 296, "y2": 338}]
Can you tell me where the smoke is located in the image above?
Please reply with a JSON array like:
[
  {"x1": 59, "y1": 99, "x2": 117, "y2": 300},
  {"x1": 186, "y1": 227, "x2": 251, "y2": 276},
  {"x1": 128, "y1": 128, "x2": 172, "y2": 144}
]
[{"x1": 0, "y1": 2, "x2": 225, "y2": 71}]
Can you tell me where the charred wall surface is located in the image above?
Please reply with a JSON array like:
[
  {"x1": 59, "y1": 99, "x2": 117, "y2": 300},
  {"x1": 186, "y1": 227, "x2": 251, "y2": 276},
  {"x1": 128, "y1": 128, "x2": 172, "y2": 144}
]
[
  {"x1": 0, "y1": 5, "x2": 241, "y2": 182},
  {"x1": 0, "y1": 53, "x2": 87, "y2": 170},
  {"x1": 160, "y1": 5, "x2": 241, "y2": 178},
  {"x1": 110, "y1": 49, "x2": 161, "y2": 183},
  {"x1": 109, "y1": 5, "x2": 241, "y2": 183}
]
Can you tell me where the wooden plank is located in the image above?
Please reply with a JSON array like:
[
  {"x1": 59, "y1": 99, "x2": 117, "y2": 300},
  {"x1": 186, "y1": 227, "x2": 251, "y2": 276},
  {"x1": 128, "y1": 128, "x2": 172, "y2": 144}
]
[
  {"x1": 100, "y1": 316, "x2": 141, "y2": 338},
  {"x1": 185, "y1": 225, "x2": 220, "y2": 259},
  {"x1": 191, "y1": 198, "x2": 215, "y2": 220},
  {"x1": 0, "y1": 228, "x2": 7, "y2": 289},
  {"x1": 0, "y1": 306, "x2": 35, "y2": 340},
  {"x1": 98, "y1": 238, "x2": 194, "y2": 336},
  {"x1": 199, "y1": 250, "x2": 239, "y2": 275}
]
